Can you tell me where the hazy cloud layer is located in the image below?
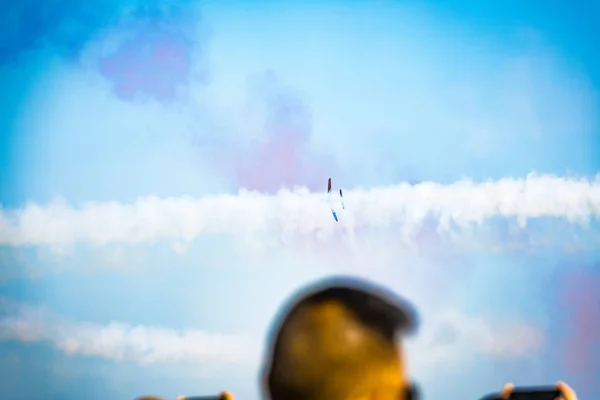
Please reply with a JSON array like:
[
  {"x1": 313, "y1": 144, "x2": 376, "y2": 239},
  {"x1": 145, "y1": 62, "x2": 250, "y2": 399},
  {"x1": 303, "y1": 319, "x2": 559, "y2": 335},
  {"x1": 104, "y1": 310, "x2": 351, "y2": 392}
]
[
  {"x1": 1, "y1": 174, "x2": 598, "y2": 250},
  {"x1": 0, "y1": 298, "x2": 543, "y2": 371},
  {"x1": 0, "y1": 298, "x2": 256, "y2": 366}
]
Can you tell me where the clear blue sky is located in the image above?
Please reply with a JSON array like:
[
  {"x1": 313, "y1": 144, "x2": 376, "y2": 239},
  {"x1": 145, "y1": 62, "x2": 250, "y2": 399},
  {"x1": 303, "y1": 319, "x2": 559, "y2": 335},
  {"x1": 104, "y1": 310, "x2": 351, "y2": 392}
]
[{"x1": 1, "y1": 0, "x2": 599, "y2": 399}]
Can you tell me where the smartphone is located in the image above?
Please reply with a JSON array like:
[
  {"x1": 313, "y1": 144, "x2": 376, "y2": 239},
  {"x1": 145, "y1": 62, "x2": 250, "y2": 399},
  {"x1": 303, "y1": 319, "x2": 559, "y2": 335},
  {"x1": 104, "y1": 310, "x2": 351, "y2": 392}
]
[
  {"x1": 178, "y1": 397, "x2": 222, "y2": 400},
  {"x1": 177, "y1": 396, "x2": 226, "y2": 400},
  {"x1": 480, "y1": 387, "x2": 562, "y2": 400}
]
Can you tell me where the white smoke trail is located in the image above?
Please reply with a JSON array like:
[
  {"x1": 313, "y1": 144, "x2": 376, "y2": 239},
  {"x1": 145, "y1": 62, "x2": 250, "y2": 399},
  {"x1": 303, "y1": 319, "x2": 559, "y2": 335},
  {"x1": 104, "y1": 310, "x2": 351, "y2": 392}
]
[
  {"x1": 0, "y1": 298, "x2": 542, "y2": 368},
  {"x1": 0, "y1": 174, "x2": 598, "y2": 247},
  {"x1": 0, "y1": 299, "x2": 256, "y2": 365}
]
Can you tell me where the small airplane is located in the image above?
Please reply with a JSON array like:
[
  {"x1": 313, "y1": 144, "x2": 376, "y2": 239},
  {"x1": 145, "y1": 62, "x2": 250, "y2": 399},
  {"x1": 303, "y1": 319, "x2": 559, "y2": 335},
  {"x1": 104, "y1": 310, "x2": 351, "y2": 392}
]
[{"x1": 327, "y1": 178, "x2": 345, "y2": 222}]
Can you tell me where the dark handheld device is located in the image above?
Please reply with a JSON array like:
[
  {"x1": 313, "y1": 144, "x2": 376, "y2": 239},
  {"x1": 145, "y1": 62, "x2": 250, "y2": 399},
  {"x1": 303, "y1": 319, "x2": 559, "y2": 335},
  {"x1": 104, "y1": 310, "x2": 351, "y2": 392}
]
[
  {"x1": 177, "y1": 391, "x2": 234, "y2": 400},
  {"x1": 480, "y1": 387, "x2": 562, "y2": 400},
  {"x1": 180, "y1": 397, "x2": 223, "y2": 400},
  {"x1": 179, "y1": 397, "x2": 223, "y2": 400}
]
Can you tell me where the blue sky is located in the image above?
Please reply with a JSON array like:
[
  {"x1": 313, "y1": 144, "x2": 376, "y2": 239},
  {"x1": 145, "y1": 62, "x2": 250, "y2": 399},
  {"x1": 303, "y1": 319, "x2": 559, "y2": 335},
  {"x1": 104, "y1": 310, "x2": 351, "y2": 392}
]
[{"x1": 1, "y1": 1, "x2": 599, "y2": 399}]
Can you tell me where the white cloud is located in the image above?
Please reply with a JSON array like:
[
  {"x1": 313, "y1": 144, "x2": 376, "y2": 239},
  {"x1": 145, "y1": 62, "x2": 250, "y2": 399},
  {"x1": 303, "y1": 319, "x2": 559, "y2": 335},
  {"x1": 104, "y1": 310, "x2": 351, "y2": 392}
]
[
  {"x1": 0, "y1": 299, "x2": 257, "y2": 366},
  {"x1": 0, "y1": 298, "x2": 542, "y2": 374},
  {"x1": 407, "y1": 310, "x2": 545, "y2": 374},
  {"x1": 0, "y1": 174, "x2": 598, "y2": 249}
]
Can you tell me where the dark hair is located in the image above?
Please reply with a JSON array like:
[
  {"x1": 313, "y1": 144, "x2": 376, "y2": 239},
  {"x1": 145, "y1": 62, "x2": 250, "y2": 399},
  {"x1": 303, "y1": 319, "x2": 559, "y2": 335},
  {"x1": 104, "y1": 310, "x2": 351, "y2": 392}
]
[
  {"x1": 270, "y1": 276, "x2": 417, "y2": 343},
  {"x1": 263, "y1": 276, "x2": 419, "y2": 400}
]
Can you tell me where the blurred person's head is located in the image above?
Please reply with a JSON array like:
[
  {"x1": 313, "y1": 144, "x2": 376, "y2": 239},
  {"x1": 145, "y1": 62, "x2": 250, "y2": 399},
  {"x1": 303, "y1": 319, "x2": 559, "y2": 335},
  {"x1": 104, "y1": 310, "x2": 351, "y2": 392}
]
[{"x1": 262, "y1": 276, "x2": 418, "y2": 400}]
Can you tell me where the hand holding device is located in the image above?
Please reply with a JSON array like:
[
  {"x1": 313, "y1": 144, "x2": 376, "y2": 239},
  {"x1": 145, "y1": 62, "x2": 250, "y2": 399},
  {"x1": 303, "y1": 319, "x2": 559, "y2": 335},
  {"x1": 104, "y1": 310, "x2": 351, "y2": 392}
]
[{"x1": 480, "y1": 382, "x2": 576, "y2": 400}]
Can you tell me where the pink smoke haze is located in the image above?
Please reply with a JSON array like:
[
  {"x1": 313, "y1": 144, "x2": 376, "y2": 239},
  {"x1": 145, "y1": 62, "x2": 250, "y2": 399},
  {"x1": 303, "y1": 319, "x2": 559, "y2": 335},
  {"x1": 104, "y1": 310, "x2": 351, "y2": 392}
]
[
  {"x1": 230, "y1": 73, "x2": 336, "y2": 194},
  {"x1": 562, "y1": 269, "x2": 600, "y2": 387},
  {"x1": 236, "y1": 135, "x2": 301, "y2": 191},
  {"x1": 234, "y1": 134, "x2": 333, "y2": 194},
  {"x1": 98, "y1": 30, "x2": 192, "y2": 102}
]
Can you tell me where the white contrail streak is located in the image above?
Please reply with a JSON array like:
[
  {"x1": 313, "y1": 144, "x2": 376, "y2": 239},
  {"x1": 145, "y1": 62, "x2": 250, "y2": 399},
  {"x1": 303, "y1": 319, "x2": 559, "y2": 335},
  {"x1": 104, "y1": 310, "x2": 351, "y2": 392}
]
[
  {"x1": 0, "y1": 174, "x2": 598, "y2": 247},
  {"x1": 0, "y1": 298, "x2": 542, "y2": 367},
  {"x1": 0, "y1": 299, "x2": 256, "y2": 365}
]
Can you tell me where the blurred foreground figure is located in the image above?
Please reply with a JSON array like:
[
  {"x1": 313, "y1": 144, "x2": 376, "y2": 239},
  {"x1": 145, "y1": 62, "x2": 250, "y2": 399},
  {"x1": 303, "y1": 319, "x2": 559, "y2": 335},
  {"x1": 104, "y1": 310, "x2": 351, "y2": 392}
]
[
  {"x1": 137, "y1": 276, "x2": 579, "y2": 400},
  {"x1": 261, "y1": 276, "x2": 580, "y2": 400},
  {"x1": 261, "y1": 276, "x2": 419, "y2": 400}
]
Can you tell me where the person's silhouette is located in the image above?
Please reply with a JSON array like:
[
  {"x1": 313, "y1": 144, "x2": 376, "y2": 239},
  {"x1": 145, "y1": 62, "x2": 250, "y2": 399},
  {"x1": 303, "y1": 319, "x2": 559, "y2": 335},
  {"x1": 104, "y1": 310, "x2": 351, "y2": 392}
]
[
  {"x1": 261, "y1": 276, "x2": 419, "y2": 400},
  {"x1": 137, "y1": 277, "x2": 580, "y2": 400},
  {"x1": 261, "y1": 276, "x2": 580, "y2": 400}
]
